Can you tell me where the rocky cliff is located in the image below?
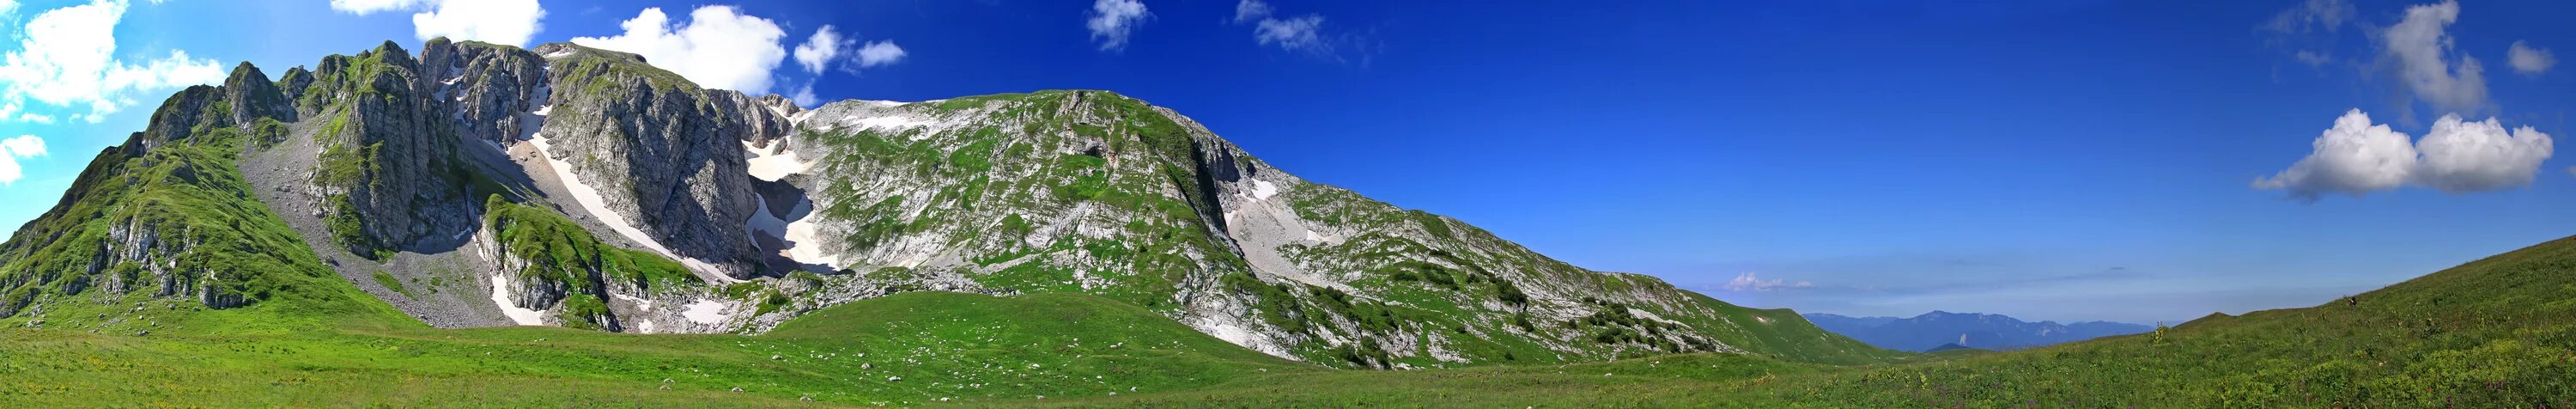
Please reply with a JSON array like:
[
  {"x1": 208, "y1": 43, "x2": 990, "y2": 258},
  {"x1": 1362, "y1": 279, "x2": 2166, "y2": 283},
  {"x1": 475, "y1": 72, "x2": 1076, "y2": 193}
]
[{"x1": 0, "y1": 39, "x2": 1897, "y2": 369}]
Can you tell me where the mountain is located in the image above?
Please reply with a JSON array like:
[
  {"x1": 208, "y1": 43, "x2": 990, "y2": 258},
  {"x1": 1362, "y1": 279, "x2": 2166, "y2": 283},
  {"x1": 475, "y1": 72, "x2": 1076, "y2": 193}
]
[
  {"x1": 0, "y1": 39, "x2": 1899, "y2": 370},
  {"x1": 1803, "y1": 311, "x2": 2153, "y2": 351}
]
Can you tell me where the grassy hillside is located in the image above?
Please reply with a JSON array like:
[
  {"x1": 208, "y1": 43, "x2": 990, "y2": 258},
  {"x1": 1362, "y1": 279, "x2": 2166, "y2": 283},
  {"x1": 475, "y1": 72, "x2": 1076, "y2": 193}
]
[
  {"x1": 0, "y1": 291, "x2": 1303, "y2": 406},
  {"x1": 1076, "y1": 235, "x2": 2576, "y2": 407}
]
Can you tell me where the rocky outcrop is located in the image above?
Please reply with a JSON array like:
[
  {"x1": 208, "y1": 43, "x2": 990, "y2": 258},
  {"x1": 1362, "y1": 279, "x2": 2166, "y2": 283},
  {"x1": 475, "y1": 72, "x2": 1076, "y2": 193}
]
[
  {"x1": 297, "y1": 40, "x2": 477, "y2": 254},
  {"x1": 222, "y1": 62, "x2": 297, "y2": 125},
  {"x1": 421, "y1": 38, "x2": 548, "y2": 147},
  {"x1": 526, "y1": 43, "x2": 774, "y2": 278}
]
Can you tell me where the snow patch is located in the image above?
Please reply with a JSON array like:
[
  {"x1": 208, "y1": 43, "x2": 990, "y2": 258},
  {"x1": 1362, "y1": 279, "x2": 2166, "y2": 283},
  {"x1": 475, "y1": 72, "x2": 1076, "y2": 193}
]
[
  {"x1": 1303, "y1": 229, "x2": 1321, "y2": 242},
  {"x1": 1249, "y1": 179, "x2": 1279, "y2": 200},
  {"x1": 637, "y1": 320, "x2": 656, "y2": 333},
  {"x1": 781, "y1": 211, "x2": 845, "y2": 271},
  {"x1": 744, "y1": 139, "x2": 809, "y2": 181},
  {"x1": 490, "y1": 273, "x2": 544, "y2": 326},
  {"x1": 524, "y1": 107, "x2": 732, "y2": 284},
  {"x1": 683, "y1": 300, "x2": 730, "y2": 325},
  {"x1": 542, "y1": 48, "x2": 577, "y2": 58}
]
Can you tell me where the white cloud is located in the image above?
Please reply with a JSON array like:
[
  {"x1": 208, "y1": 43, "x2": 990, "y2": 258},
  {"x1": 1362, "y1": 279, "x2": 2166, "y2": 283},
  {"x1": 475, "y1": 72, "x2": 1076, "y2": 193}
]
[
  {"x1": 1230, "y1": 0, "x2": 1354, "y2": 60},
  {"x1": 792, "y1": 25, "x2": 850, "y2": 75},
  {"x1": 0, "y1": 0, "x2": 226, "y2": 124},
  {"x1": 573, "y1": 6, "x2": 788, "y2": 93},
  {"x1": 788, "y1": 83, "x2": 817, "y2": 107},
  {"x1": 0, "y1": 0, "x2": 18, "y2": 15},
  {"x1": 410, "y1": 0, "x2": 544, "y2": 46},
  {"x1": 2379, "y1": 0, "x2": 2488, "y2": 113},
  {"x1": 1231, "y1": 0, "x2": 1272, "y2": 23},
  {"x1": 330, "y1": 0, "x2": 544, "y2": 46},
  {"x1": 15, "y1": 113, "x2": 50, "y2": 124},
  {"x1": 793, "y1": 26, "x2": 905, "y2": 75},
  {"x1": 855, "y1": 40, "x2": 905, "y2": 68},
  {"x1": 0, "y1": 135, "x2": 47, "y2": 185},
  {"x1": 1722, "y1": 272, "x2": 1812, "y2": 292},
  {"x1": 330, "y1": 0, "x2": 425, "y2": 15},
  {"x1": 2508, "y1": 40, "x2": 2555, "y2": 75},
  {"x1": 2255, "y1": 109, "x2": 2553, "y2": 200},
  {"x1": 2414, "y1": 113, "x2": 2553, "y2": 193},
  {"x1": 1254, "y1": 15, "x2": 1327, "y2": 53},
  {"x1": 1086, "y1": 0, "x2": 1150, "y2": 52}
]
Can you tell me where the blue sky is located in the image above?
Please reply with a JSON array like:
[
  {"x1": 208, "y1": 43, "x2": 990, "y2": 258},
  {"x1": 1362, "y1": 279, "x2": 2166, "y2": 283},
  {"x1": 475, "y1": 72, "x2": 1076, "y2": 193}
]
[{"x1": 1, "y1": 0, "x2": 2571, "y2": 324}]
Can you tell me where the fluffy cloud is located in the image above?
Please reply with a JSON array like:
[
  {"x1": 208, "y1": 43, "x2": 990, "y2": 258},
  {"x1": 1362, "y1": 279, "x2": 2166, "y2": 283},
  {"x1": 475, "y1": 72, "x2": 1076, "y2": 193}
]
[
  {"x1": 2508, "y1": 40, "x2": 2555, "y2": 75},
  {"x1": 1231, "y1": 0, "x2": 1352, "y2": 60},
  {"x1": 0, "y1": 135, "x2": 46, "y2": 185},
  {"x1": 1086, "y1": 0, "x2": 1150, "y2": 52},
  {"x1": 0, "y1": 0, "x2": 17, "y2": 15},
  {"x1": 2254, "y1": 109, "x2": 2553, "y2": 200},
  {"x1": 1722, "y1": 272, "x2": 1812, "y2": 292},
  {"x1": 573, "y1": 6, "x2": 788, "y2": 93},
  {"x1": 855, "y1": 40, "x2": 906, "y2": 68},
  {"x1": 2379, "y1": 0, "x2": 2488, "y2": 113},
  {"x1": 792, "y1": 26, "x2": 851, "y2": 74},
  {"x1": 792, "y1": 25, "x2": 905, "y2": 75},
  {"x1": 331, "y1": 0, "x2": 544, "y2": 46},
  {"x1": 0, "y1": 0, "x2": 226, "y2": 124},
  {"x1": 2413, "y1": 114, "x2": 2554, "y2": 193}
]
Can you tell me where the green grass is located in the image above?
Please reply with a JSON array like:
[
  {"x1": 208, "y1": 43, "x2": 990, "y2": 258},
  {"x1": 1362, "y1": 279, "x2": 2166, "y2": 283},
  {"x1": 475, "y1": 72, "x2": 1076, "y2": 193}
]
[
  {"x1": 1069, "y1": 235, "x2": 2576, "y2": 407},
  {"x1": 483, "y1": 195, "x2": 700, "y2": 293},
  {"x1": 0, "y1": 291, "x2": 1303, "y2": 406},
  {"x1": 370, "y1": 270, "x2": 412, "y2": 299}
]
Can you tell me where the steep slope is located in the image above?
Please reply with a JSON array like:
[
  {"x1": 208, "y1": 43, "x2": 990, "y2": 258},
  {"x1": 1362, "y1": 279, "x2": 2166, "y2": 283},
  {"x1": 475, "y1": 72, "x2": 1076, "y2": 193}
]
[
  {"x1": 1061, "y1": 235, "x2": 2576, "y2": 406},
  {"x1": 1803, "y1": 311, "x2": 2151, "y2": 351},
  {"x1": 750, "y1": 90, "x2": 1900, "y2": 366},
  {"x1": 0, "y1": 76, "x2": 411, "y2": 333},
  {"x1": 1, "y1": 39, "x2": 1898, "y2": 369}
]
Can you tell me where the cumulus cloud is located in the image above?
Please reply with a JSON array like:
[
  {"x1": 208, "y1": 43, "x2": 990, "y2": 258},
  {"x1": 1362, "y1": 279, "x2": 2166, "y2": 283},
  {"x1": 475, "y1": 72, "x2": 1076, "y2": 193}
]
[
  {"x1": 1086, "y1": 0, "x2": 1150, "y2": 52},
  {"x1": 2413, "y1": 114, "x2": 2555, "y2": 193},
  {"x1": 331, "y1": 0, "x2": 544, "y2": 46},
  {"x1": 2379, "y1": 0, "x2": 2488, "y2": 113},
  {"x1": 0, "y1": 135, "x2": 47, "y2": 185},
  {"x1": 0, "y1": 0, "x2": 226, "y2": 124},
  {"x1": 0, "y1": 0, "x2": 17, "y2": 15},
  {"x1": 1722, "y1": 272, "x2": 1812, "y2": 292},
  {"x1": 573, "y1": 6, "x2": 788, "y2": 93},
  {"x1": 792, "y1": 26, "x2": 905, "y2": 75},
  {"x1": 2254, "y1": 109, "x2": 2553, "y2": 200},
  {"x1": 2508, "y1": 40, "x2": 2555, "y2": 75}
]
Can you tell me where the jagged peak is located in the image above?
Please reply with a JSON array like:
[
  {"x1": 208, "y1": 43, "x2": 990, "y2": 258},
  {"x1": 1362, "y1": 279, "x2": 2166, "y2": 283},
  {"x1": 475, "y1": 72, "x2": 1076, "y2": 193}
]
[{"x1": 225, "y1": 61, "x2": 265, "y2": 83}]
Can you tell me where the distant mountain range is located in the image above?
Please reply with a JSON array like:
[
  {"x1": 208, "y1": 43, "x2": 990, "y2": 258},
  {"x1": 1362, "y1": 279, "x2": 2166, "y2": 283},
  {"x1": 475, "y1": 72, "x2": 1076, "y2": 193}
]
[{"x1": 1802, "y1": 311, "x2": 2153, "y2": 351}]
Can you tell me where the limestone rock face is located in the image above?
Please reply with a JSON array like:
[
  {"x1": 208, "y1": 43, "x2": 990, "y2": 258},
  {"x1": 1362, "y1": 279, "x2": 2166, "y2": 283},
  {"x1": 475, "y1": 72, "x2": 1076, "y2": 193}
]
[
  {"x1": 297, "y1": 40, "x2": 477, "y2": 253},
  {"x1": 421, "y1": 39, "x2": 549, "y2": 147},
  {"x1": 527, "y1": 43, "x2": 775, "y2": 278}
]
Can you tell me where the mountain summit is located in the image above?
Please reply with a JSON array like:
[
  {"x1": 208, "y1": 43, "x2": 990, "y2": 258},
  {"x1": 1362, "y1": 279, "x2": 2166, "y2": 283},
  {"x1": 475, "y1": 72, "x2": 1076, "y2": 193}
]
[{"x1": 0, "y1": 39, "x2": 1894, "y2": 368}]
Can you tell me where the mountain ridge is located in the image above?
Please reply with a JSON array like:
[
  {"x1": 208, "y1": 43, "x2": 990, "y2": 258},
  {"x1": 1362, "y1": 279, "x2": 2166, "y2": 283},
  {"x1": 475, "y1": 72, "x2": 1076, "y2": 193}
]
[
  {"x1": 0, "y1": 39, "x2": 1902, "y2": 368},
  {"x1": 1803, "y1": 310, "x2": 2152, "y2": 351}
]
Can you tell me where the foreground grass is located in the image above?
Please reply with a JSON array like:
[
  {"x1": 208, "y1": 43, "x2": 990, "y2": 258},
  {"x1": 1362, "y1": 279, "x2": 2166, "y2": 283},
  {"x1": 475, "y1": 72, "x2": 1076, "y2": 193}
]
[{"x1": 0, "y1": 291, "x2": 1305, "y2": 406}]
